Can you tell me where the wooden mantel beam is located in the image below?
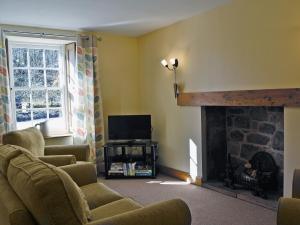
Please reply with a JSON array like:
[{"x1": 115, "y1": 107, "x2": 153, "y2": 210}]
[{"x1": 177, "y1": 88, "x2": 300, "y2": 107}]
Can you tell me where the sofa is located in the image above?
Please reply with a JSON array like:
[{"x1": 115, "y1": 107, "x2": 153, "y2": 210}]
[
  {"x1": 277, "y1": 169, "x2": 300, "y2": 225},
  {"x1": 0, "y1": 144, "x2": 192, "y2": 225},
  {"x1": 2, "y1": 127, "x2": 90, "y2": 166}
]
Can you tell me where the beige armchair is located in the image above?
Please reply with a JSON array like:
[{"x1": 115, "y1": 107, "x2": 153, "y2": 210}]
[
  {"x1": 2, "y1": 127, "x2": 90, "y2": 166},
  {"x1": 277, "y1": 169, "x2": 300, "y2": 225}
]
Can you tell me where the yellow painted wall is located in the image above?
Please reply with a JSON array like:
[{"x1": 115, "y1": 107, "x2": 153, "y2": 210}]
[
  {"x1": 138, "y1": 0, "x2": 300, "y2": 196},
  {"x1": 95, "y1": 32, "x2": 140, "y2": 138}
]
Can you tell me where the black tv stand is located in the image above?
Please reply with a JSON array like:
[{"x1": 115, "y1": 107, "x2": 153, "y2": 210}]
[{"x1": 104, "y1": 141, "x2": 158, "y2": 179}]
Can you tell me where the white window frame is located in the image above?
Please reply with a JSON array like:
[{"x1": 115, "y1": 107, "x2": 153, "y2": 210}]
[{"x1": 8, "y1": 40, "x2": 69, "y2": 134}]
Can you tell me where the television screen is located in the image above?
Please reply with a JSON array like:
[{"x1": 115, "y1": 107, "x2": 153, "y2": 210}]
[{"x1": 108, "y1": 115, "x2": 151, "y2": 140}]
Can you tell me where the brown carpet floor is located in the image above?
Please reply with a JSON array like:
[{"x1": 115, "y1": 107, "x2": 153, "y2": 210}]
[{"x1": 100, "y1": 174, "x2": 276, "y2": 225}]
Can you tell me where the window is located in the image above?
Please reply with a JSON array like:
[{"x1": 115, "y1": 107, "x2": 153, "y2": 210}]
[{"x1": 8, "y1": 40, "x2": 69, "y2": 134}]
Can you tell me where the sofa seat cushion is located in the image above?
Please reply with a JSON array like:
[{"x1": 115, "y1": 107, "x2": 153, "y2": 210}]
[
  {"x1": 81, "y1": 182, "x2": 123, "y2": 209},
  {"x1": 7, "y1": 152, "x2": 90, "y2": 225},
  {"x1": 0, "y1": 145, "x2": 28, "y2": 176},
  {"x1": 3, "y1": 127, "x2": 45, "y2": 156},
  {"x1": 91, "y1": 198, "x2": 142, "y2": 221}
]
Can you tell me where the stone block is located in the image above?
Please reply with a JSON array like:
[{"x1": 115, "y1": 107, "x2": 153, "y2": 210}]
[
  {"x1": 227, "y1": 142, "x2": 241, "y2": 156},
  {"x1": 227, "y1": 116, "x2": 233, "y2": 127},
  {"x1": 269, "y1": 112, "x2": 284, "y2": 131},
  {"x1": 247, "y1": 133, "x2": 270, "y2": 145},
  {"x1": 231, "y1": 155, "x2": 246, "y2": 167},
  {"x1": 241, "y1": 144, "x2": 262, "y2": 160},
  {"x1": 228, "y1": 107, "x2": 245, "y2": 114},
  {"x1": 272, "y1": 131, "x2": 284, "y2": 151},
  {"x1": 251, "y1": 121, "x2": 258, "y2": 129},
  {"x1": 249, "y1": 107, "x2": 268, "y2": 121},
  {"x1": 234, "y1": 116, "x2": 250, "y2": 129},
  {"x1": 268, "y1": 107, "x2": 283, "y2": 112},
  {"x1": 259, "y1": 123, "x2": 276, "y2": 134},
  {"x1": 272, "y1": 152, "x2": 283, "y2": 168},
  {"x1": 230, "y1": 130, "x2": 244, "y2": 142}
]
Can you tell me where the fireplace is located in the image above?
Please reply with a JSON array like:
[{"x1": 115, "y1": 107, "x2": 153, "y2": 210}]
[{"x1": 201, "y1": 106, "x2": 284, "y2": 208}]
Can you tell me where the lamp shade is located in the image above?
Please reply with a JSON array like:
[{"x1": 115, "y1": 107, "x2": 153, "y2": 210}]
[
  {"x1": 161, "y1": 59, "x2": 168, "y2": 67},
  {"x1": 170, "y1": 58, "x2": 178, "y2": 67}
]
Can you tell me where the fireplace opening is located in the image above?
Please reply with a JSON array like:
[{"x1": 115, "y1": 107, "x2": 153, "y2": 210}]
[{"x1": 201, "y1": 106, "x2": 283, "y2": 210}]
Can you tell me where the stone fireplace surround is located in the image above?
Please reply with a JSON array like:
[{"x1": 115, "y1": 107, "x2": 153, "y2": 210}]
[
  {"x1": 177, "y1": 88, "x2": 300, "y2": 197},
  {"x1": 202, "y1": 106, "x2": 284, "y2": 192}
]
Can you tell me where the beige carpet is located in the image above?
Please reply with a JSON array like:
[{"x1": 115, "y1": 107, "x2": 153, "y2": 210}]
[{"x1": 100, "y1": 174, "x2": 276, "y2": 225}]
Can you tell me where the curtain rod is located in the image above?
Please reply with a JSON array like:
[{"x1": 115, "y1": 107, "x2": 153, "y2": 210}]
[{"x1": 2, "y1": 29, "x2": 102, "y2": 41}]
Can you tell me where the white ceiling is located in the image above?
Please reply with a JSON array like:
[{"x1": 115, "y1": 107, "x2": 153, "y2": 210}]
[{"x1": 0, "y1": 0, "x2": 230, "y2": 36}]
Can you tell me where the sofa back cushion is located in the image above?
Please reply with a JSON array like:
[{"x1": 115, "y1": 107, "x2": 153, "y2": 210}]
[
  {"x1": 3, "y1": 127, "x2": 45, "y2": 156},
  {"x1": 0, "y1": 145, "x2": 23, "y2": 176},
  {"x1": 7, "y1": 153, "x2": 89, "y2": 225}
]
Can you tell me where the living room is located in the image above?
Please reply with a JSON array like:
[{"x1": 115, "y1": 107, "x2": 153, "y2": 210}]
[{"x1": 0, "y1": 0, "x2": 299, "y2": 225}]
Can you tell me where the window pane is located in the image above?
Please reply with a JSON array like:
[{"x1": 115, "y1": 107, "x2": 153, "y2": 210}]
[
  {"x1": 48, "y1": 90, "x2": 61, "y2": 107},
  {"x1": 45, "y1": 50, "x2": 59, "y2": 68},
  {"x1": 16, "y1": 110, "x2": 31, "y2": 122},
  {"x1": 46, "y1": 70, "x2": 59, "y2": 87},
  {"x1": 49, "y1": 109, "x2": 62, "y2": 118},
  {"x1": 33, "y1": 110, "x2": 47, "y2": 120},
  {"x1": 12, "y1": 48, "x2": 27, "y2": 67},
  {"x1": 14, "y1": 69, "x2": 28, "y2": 87},
  {"x1": 30, "y1": 69, "x2": 45, "y2": 87},
  {"x1": 29, "y1": 49, "x2": 44, "y2": 67},
  {"x1": 15, "y1": 90, "x2": 30, "y2": 110},
  {"x1": 32, "y1": 90, "x2": 46, "y2": 108}
]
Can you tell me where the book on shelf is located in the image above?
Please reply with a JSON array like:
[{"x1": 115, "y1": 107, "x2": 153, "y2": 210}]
[
  {"x1": 109, "y1": 161, "x2": 153, "y2": 176},
  {"x1": 135, "y1": 169, "x2": 152, "y2": 176},
  {"x1": 109, "y1": 162, "x2": 123, "y2": 175},
  {"x1": 124, "y1": 162, "x2": 136, "y2": 176}
]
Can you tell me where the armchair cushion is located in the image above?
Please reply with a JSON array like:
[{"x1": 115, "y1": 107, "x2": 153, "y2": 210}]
[
  {"x1": 81, "y1": 182, "x2": 123, "y2": 209},
  {"x1": 0, "y1": 145, "x2": 34, "y2": 177},
  {"x1": 0, "y1": 145, "x2": 23, "y2": 176},
  {"x1": 38, "y1": 155, "x2": 76, "y2": 167},
  {"x1": 7, "y1": 152, "x2": 90, "y2": 225},
  {"x1": 45, "y1": 144, "x2": 90, "y2": 161},
  {"x1": 91, "y1": 198, "x2": 141, "y2": 221},
  {"x1": 87, "y1": 199, "x2": 191, "y2": 225},
  {"x1": 59, "y1": 162, "x2": 97, "y2": 187},
  {"x1": 3, "y1": 127, "x2": 45, "y2": 156}
]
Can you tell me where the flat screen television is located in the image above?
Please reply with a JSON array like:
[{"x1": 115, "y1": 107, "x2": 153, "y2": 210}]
[{"x1": 108, "y1": 115, "x2": 151, "y2": 141}]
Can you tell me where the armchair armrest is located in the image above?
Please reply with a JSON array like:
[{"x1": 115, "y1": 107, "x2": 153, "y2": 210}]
[
  {"x1": 59, "y1": 162, "x2": 97, "y2": 186},
  {"x1": 38, "y1": 155, "x2": 76, "y2": 167},
  {"x1": 44, "y1": 144, "x2": 90, "y2": 161},
  {"x1": 88, "y1": 199, "x2": 191, "y2": 225},
  {"x1": 277, "y1": 197, "x2": 300, "y2": 225},
  {"x1": 293, "y1": 169, "x2": 300, "y2": 198}
]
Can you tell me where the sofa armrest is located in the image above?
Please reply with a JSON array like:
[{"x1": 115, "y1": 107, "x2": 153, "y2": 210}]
[
  {"x1": 59, "y1": 162, "x2": 97, "y2": 186},
  {"x1": 44, "y1": 144, "x2": 90, "y2": 161},
  {"x1": 38, "y1": 155, "x2": 76, "y2": 167},
  {"x1": 88, "y1": 199, "x2": 191, "y2": 225},
  {"x1": 277, "y1": 197, "x2": 300, "y2": 225}
]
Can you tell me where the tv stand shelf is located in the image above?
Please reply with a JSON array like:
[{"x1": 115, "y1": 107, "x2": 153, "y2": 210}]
[{"x1": 104, "y1": 141, "x2": 158, "y2": 179}]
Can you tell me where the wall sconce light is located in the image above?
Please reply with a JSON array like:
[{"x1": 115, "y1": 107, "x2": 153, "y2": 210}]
[{"x1": 161, "y1": 58, "x2": 179, "y2": 98}]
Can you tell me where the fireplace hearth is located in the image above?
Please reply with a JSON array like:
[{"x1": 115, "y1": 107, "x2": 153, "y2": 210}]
[{"x1": 201, "y1": 106, "x2": 283, "y2": 209}]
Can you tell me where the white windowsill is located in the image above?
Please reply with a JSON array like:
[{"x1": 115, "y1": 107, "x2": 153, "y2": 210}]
[{"x1": 43, "y1": 133, "x2": 73, "y2": 139}]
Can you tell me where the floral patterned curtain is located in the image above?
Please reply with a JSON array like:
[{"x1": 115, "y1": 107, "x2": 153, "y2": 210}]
[
  {"x1": 0, "y1": 31, "x2": 12, "y2": 142},
  {"x1": 70, "y1": 35, "x2": 104, "y2": 161}
]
